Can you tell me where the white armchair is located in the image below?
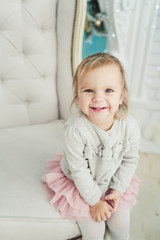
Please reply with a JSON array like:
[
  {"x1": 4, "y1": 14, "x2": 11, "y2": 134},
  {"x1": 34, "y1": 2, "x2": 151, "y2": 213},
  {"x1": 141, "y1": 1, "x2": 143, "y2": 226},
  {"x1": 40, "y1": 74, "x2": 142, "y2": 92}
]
[{"x1": 0, "y1": 0, "x2": 87, "y2": 239}]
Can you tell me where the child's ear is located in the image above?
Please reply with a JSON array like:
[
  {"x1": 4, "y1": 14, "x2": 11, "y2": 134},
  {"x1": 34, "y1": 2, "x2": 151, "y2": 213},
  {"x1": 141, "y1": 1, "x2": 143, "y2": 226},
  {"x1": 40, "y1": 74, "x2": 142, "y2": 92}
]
[{"x1": 120, "y1": 89, "x2": 125, "y2": 105}]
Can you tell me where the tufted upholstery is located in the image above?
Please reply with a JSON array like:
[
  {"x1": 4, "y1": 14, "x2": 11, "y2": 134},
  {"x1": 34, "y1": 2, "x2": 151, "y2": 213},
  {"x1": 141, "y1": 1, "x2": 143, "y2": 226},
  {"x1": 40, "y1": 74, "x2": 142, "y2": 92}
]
[
  {"x1": 0, "y1": 0, "x2": 75, "y2": 128},
  {"x1": 0, "y1": 0, "x2": 59, "y2": 127},
  {"x1": 0, "y1": 0, "x2": 86, "y2": 239}
]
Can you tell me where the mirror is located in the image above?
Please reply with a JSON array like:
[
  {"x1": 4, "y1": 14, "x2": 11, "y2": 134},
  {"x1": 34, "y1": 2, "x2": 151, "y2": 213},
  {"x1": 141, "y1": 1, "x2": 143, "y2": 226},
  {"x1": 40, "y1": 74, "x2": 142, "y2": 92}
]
[{"x1": 83, "y1": 0, "x2": 108, "y2": 58}]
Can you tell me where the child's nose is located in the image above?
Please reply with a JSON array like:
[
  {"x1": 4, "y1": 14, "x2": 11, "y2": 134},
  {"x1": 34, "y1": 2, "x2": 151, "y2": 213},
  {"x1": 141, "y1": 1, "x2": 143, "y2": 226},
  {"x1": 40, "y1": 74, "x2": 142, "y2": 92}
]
[{"x1": 92, "y1": 92, "x2": 104, "y2": 102}]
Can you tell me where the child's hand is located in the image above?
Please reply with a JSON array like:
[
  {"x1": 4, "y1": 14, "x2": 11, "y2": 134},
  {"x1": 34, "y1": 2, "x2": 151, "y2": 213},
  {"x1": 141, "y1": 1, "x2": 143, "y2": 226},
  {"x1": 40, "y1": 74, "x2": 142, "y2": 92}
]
[
  {"x1": 105, "y1": 189, "x2": 122, "y2": 213},
  {"x1": 90, "y1": 198, "x2": 113, "y2": 222}
]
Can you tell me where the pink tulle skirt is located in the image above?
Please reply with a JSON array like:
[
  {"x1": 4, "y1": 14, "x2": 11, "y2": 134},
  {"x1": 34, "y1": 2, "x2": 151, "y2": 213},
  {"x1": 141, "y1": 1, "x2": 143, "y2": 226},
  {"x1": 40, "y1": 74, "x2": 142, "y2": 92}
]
[{"x1": 42, "y1": 154, "x2": 140, "y2": 220}]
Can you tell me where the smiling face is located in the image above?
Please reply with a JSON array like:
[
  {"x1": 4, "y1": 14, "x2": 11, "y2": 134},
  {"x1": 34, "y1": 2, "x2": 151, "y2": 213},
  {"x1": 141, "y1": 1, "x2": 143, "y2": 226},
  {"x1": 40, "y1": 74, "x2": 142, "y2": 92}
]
[{"x1": 77, "y1": 64, "x2": 124, "y2": 130}]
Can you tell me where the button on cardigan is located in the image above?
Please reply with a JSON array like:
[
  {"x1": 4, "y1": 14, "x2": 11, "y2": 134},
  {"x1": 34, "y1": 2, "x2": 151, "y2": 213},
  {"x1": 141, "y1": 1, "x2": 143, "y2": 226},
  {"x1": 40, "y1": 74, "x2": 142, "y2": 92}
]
[{"x1": 60, "y1": 112, "x2": 140, "y2": 206}]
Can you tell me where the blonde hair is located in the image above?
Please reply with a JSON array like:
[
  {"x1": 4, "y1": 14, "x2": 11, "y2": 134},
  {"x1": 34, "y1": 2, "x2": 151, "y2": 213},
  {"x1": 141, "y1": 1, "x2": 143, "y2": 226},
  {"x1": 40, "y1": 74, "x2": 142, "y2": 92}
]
[{"x1": 71, "y1": 52, "x2": 128, "y2": 120}]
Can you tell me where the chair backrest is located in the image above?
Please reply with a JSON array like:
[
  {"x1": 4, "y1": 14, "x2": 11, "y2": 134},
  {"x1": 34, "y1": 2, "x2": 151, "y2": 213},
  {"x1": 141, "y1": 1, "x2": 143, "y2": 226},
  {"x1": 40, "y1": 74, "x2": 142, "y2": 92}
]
[
  {"x1": 0, "y1": 0, "x2": 87, "y2": 128},
  {"x1": 57, "y1": 0, "x2": 86, "y2": 120}
]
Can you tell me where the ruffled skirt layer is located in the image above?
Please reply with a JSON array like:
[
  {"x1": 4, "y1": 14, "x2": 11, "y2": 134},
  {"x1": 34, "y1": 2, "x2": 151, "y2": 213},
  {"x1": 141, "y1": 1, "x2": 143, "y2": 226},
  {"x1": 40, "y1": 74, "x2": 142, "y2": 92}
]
[{"x1": 42, "y1": 154, "x2": 140, "y2": 220}]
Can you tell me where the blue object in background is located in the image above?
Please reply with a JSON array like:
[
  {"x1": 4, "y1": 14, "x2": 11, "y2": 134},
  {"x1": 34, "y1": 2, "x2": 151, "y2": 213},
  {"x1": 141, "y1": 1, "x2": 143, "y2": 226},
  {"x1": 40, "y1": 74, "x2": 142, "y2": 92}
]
[{"x1": 82, "y1": 32, "x2": 107, "y2": 59}]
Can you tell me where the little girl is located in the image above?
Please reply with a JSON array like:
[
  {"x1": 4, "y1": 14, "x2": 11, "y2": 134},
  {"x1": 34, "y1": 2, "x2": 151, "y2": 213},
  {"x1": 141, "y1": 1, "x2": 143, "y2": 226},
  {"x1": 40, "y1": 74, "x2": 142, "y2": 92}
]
[{"x1": 42, "y1": 53, "x2": 140, "y2": 240}]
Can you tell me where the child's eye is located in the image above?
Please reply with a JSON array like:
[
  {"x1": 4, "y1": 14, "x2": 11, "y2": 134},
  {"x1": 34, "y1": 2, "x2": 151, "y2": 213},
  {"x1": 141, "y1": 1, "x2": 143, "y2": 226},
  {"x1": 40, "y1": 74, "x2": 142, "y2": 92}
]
[
  {"x1": 105, "y1": 89, "x2": 113, "y2": 93},
  {"x1": 84, "y1": 89, "x2": 93, "y2": 93}
]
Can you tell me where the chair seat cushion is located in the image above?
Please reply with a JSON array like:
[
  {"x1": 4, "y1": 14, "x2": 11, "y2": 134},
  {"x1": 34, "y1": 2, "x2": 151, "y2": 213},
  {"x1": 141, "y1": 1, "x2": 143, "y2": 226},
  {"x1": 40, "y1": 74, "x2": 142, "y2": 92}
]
[{"x1": 0, "y1": 120, "x2": 81, "y2": 240}]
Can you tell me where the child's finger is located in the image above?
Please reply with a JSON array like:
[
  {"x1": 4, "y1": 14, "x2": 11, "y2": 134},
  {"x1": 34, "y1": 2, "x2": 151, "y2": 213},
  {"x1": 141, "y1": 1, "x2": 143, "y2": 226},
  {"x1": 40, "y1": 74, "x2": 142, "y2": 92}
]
[
  {"x1": 107, "y1": 199, "x2": 116, "y2": 208},
  {"x1": 105, "y1": 210, "x2": 111, "y2": 219},
  {"x1": 105, "y1": 192, "x2": 117, "y2": 200},
  {"x1": 106, "y1": 201, "x2": 114, "y2": 212}
]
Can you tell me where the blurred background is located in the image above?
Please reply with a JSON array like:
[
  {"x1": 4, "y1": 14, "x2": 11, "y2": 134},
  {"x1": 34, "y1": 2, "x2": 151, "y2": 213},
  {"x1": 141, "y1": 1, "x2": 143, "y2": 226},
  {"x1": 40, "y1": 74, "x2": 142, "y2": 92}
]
[{"x1": 82, "y1": 0, "x2": 160, "y2": 155}]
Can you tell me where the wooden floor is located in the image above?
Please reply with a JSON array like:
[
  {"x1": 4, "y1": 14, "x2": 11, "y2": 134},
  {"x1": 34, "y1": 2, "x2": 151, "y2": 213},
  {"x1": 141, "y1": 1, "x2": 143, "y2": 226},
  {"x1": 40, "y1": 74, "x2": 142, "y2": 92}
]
[{"x1": 130, "y1": 152, "x2": 160, "y2": 240}]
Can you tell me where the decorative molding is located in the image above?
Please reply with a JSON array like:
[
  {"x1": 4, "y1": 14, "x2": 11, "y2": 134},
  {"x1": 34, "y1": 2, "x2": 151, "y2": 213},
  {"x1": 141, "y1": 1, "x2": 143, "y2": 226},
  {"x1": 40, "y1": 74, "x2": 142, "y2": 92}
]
[{"x1": 72, "y1": 0, "x2": 87, "y2": 76}]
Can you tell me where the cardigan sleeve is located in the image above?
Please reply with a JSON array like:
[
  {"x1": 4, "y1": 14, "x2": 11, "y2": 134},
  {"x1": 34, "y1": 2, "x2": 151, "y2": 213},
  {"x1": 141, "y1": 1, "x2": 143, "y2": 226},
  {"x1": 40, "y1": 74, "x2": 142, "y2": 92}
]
[
  {"x1": 62, "y1": 124, "x2": 103, "y2": 206},
  {"x1": 109, "y1": 119, "x2": 141, "y2": 194}
]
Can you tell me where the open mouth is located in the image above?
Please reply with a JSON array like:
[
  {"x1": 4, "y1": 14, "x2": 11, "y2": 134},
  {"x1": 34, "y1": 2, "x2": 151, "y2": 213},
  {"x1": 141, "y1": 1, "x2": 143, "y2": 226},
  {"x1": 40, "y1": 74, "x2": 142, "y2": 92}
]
[{"x1": 90, "y1": 107, "x2": 107, "y2": 111}]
